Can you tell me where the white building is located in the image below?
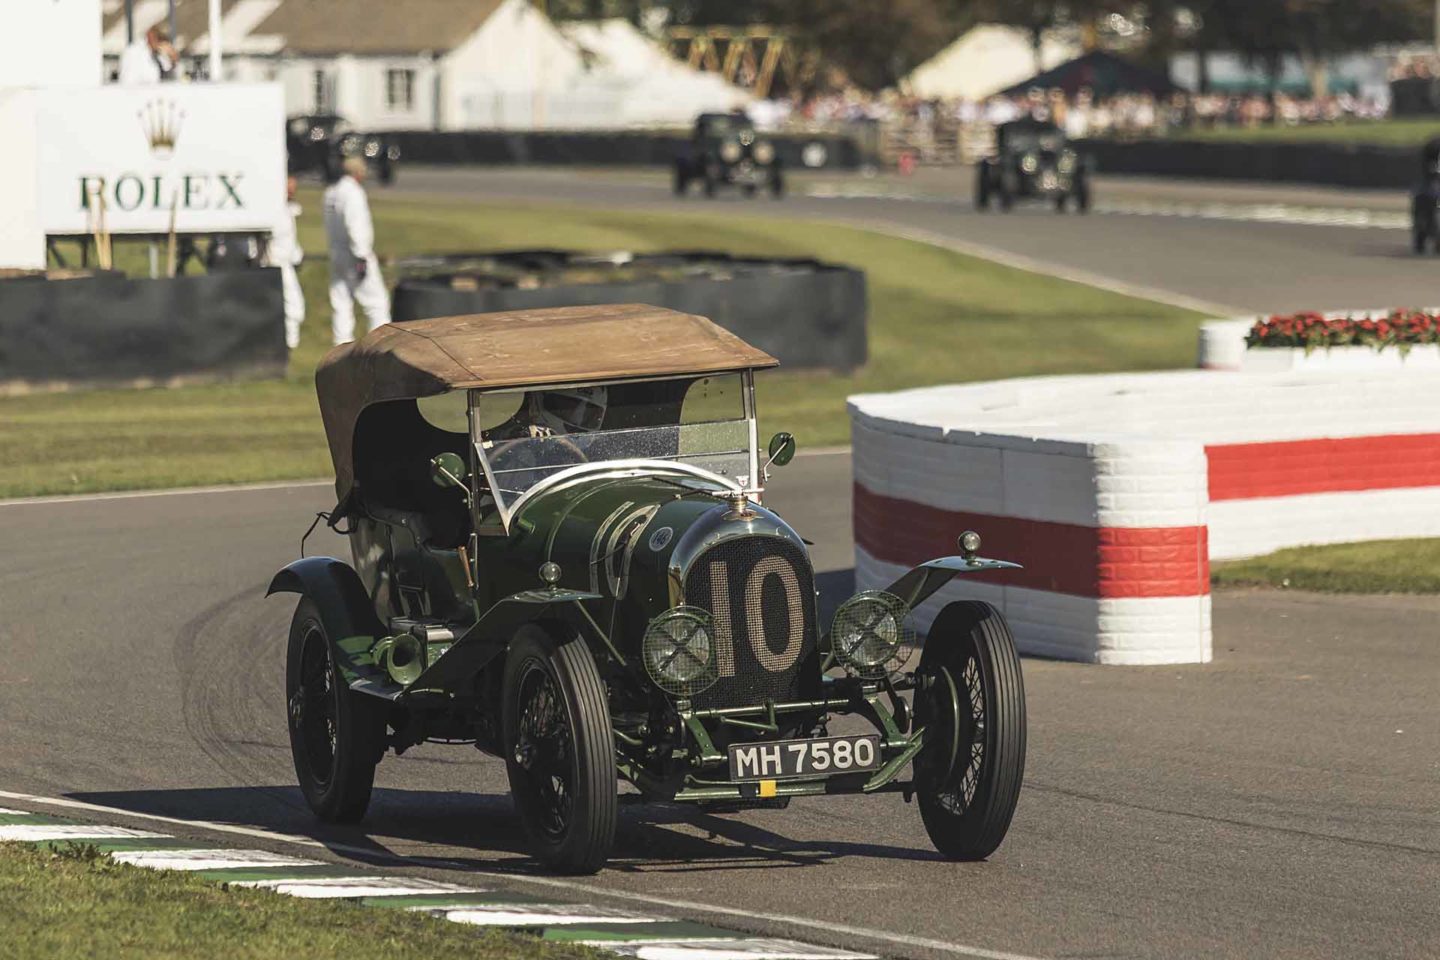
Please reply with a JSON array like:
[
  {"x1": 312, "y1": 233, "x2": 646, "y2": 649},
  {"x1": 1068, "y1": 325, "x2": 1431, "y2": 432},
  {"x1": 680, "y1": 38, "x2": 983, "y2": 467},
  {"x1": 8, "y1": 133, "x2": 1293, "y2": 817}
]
[
  {"x1": 100, "y1": 0, "x2": 746, "y2": 129},
  {"x1": 905, "y1": 24, "x2": 1079, "y2": 101}
]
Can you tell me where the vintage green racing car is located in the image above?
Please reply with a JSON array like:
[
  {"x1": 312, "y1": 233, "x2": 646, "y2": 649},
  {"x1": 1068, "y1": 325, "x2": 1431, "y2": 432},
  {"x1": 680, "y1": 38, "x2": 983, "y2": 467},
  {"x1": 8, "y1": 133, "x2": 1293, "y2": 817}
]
[{"x1": 268, "y1": 303, "x2": 1027, "y2": 873}]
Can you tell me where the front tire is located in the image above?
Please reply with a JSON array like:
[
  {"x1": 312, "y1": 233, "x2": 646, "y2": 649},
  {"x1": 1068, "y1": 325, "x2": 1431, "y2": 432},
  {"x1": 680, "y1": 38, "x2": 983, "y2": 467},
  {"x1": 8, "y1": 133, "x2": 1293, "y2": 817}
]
[
  {"x1": 286, "y1": 597, "x2": 387, "y2": 823},
  {"x1": 913, "y1": 601, "x2": 1026, "y2": 861},
  {"x1": 503, "y1": 624, "x2": 617, "y2": 874}
]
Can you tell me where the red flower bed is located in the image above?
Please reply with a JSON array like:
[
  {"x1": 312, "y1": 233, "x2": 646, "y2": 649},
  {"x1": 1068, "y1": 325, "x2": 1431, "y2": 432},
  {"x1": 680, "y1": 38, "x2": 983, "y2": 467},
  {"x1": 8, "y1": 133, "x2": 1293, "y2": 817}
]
[{"x1": 1247, "y1": 310, "x2": 1440, "y2": 352}]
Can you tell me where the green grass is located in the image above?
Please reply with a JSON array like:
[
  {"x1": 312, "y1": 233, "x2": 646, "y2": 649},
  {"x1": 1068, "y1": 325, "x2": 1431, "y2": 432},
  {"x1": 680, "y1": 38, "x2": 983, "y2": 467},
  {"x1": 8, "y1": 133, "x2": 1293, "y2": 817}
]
[
  {"x1": 0, "y1": 842, "x2": 601, "y2": 960},
  {"x1": 1167, "y1": 118, "x2": 1440, "y2": 147},
  {"x1": 0, "y1": 189, "x2": 1204, "y2": 498},
  {"x1": 1212, "y1": 538, "x2": 1440, "y2": 593}
]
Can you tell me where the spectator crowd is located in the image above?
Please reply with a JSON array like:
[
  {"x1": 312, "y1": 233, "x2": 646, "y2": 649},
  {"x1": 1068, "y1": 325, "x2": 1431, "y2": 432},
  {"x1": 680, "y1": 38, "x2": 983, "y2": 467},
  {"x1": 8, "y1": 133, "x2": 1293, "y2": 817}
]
[{"x1": 751, "y1": 85, "x2": 1393, "y2": 142}]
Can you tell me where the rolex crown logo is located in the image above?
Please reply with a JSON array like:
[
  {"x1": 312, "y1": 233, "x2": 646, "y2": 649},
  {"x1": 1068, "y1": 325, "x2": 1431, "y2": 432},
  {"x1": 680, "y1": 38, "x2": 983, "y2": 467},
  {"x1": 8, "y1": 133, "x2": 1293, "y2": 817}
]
[{"x1": 138, "y1": 99, "x2": 184, "y2": 158}]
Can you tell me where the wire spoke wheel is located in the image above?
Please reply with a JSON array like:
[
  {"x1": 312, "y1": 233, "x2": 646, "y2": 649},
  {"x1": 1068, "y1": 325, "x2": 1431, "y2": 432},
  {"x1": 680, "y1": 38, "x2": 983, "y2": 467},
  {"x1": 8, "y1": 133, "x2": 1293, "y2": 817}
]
[
  {"x1": 914, "y1": 601, "x2": 1027, "y2": 861},
  {"x1": 295, "y1": 625, "x2": 339, "y2": 787},
  {"x1": 513, "y1": 663, "x2": 575, "y2": 840},
  {"x1": 503, "y1": 625, "x2": 617, "y2": 874},
  {"x1": 285, "y1": 597, "x2": 386, "y2": 823}
]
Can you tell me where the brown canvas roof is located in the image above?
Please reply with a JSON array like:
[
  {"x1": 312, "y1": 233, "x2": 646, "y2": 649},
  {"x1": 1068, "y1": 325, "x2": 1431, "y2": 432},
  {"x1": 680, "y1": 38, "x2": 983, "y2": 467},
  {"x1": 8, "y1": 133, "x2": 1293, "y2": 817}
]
[{"x1": 317, "y1": 303, "x2": 778, "y2": 500}]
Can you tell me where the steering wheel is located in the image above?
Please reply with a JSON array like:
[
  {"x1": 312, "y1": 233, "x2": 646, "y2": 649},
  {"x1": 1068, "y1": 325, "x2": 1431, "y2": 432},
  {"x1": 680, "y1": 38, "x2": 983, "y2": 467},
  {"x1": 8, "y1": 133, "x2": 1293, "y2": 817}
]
[{"x1": 486, "y1": 434, "x2": 590, "y2": 475}]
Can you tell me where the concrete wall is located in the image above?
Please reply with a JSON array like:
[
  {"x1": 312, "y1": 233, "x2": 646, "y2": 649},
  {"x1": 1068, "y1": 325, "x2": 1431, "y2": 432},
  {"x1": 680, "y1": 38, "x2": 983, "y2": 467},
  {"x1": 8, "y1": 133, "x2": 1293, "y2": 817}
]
[{"x1": 849, "y1": 369, "x2": 1440, "y2": 664}]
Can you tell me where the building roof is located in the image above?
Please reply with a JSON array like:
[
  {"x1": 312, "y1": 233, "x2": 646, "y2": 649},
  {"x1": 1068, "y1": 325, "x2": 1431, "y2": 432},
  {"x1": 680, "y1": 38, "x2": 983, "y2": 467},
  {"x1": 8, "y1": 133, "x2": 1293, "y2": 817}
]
[
  {"x1": 253, "y1": 0, "x2": 507, "y2": 55},
  {"x1": 102, "y1": 0, "x2": 507, "y2": 56}
]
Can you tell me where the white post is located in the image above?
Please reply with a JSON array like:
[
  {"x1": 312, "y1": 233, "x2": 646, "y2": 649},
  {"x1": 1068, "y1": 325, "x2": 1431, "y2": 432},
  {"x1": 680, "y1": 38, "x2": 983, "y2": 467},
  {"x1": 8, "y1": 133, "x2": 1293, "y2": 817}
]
[{"x1": 208, "y1": 0, "x2": 222, "y2": 80}]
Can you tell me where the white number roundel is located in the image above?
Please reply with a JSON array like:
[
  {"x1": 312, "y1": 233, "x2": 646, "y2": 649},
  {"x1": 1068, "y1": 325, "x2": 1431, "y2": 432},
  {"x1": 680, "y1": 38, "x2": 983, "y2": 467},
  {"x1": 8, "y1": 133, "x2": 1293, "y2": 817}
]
[{"x1": 707, "y1": 553, "x2": 805, "y2": 676}]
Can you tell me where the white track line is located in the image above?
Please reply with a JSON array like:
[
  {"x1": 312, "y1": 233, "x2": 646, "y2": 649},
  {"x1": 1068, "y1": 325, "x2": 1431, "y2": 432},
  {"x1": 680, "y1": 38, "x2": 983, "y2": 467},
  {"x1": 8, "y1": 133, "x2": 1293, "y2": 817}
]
[
  {"x1": 590, "y1": 940, "x2": 875, "y2": 960},
  {"x1": 0, "y1": 478, "x2": 333, "y2": 508},
  {"x1": 439, "y1": 904, "x2": 661, "y2": 926},
  {"x1": 0, "y1": 824, "x2": 169, "y2": 842},
  {"x1": 112, "y1": 848, "x2": 323, "y2": 871},
  {"x1": 0, "y1": 452, "x2": 849, "y2": 509},
  {"x1": 845, "y1": 217, "x2": 1240, "y2": 316},
  {"x1": 231, "y1": 876, "x2": 483, "y2": 898},
  {"x1": 0, "y1": 791, "x2": 1050, "y2": 960}
]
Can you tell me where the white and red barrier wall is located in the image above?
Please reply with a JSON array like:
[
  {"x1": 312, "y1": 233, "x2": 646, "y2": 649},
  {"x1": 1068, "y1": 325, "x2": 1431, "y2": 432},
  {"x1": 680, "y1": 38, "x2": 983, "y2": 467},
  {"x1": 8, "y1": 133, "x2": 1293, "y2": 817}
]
[{"x1": 849, "y1": 369, "x2": 1440, "y2": 665}]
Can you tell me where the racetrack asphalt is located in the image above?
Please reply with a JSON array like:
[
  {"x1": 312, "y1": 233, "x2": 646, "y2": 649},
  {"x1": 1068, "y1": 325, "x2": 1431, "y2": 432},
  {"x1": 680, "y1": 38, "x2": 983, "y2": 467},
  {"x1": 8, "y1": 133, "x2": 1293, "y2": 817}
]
[
  {"x1": 1, "y1": 449, "x2": 1435, "y2": 960},
  {"x1": 380, "y1": 165, "x2": 1440, "y2": 316}
]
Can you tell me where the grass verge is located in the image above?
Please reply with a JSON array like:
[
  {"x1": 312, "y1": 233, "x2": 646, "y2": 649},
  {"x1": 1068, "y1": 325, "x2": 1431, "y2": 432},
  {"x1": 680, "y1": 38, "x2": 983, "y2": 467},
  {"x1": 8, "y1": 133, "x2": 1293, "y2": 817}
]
[
  {"x1": 0, "y1": 842, "x2": 600, "y2": 960},
  {"x1": 0, "y1": 190, "x2": 1204, "y2": 498},
  {"x1": 1161, "y1": 118, "x2": 1440, "y2": 147},
  {"x1": 1211, "y1": 538, "x2": 1440, "y2": 594}
]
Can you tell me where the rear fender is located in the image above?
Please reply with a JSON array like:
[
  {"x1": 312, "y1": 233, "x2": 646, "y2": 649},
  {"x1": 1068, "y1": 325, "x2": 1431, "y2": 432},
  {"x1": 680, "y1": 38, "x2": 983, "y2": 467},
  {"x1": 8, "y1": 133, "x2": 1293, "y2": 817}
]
[
  {"x1": 398, "y1": 587, "x2": 604, "y2": 701},
  {"x1": 267, "y1": 556, "x2": 387, "y2": 685},
  {"x1": 883, "y1": 556, "x2": 1022, "y2": 610}
]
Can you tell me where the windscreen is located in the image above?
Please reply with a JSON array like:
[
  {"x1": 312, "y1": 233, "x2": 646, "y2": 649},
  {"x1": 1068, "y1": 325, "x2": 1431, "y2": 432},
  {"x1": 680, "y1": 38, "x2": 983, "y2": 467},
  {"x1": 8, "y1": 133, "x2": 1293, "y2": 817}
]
[{"x1": 476, "y1": 374, "x2": 751, "y2": 509}]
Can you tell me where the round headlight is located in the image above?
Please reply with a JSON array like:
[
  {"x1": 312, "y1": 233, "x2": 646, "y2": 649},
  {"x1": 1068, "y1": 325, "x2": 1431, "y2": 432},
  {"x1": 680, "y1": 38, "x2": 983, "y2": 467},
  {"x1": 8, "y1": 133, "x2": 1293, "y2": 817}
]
[
  {"x1": 753, "y1": 140, "x2": 775, "y2": 165},
  {"x1": 719, "y1": 140, "x2": 742, "y2": 164},
  {"x1": 1020, "y1": 153, "x2": 1039, "y2": 174},
  {"x1": 831, "y1": 591, "x2": 912, "y2": 678},
  {"x1": 643, "y1": 606, "x2": 718, "y2": 697}
]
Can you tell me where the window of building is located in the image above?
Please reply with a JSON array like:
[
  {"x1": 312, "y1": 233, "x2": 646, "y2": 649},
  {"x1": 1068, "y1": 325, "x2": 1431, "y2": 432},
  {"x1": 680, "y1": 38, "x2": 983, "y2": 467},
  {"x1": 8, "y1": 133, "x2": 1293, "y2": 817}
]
[
  {"x1": 312, "y1": 69, "x2": 335, "y2": 113},
  {"x1": 386, "y1": 68, "x2": 416, "y2": 111}
]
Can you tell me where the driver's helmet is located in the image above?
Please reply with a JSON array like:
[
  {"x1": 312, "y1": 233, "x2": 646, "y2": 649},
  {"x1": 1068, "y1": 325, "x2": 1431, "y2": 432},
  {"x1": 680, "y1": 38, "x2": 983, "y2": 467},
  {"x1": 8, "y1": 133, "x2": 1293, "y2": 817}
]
[{"x1": 533, "y1": 386, "x2": 608, "y2": 434}]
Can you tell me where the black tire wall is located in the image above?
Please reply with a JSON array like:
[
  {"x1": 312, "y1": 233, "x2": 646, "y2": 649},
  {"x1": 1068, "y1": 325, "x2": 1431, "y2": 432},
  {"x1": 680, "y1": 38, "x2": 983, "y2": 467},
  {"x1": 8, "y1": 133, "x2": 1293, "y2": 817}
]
[
  {"x1": 380, "y1": 129, "x2": 867, "y2": 171},
  {"x1": 1080, "y1": 138, "x2": 1416, "y2": 190},
  {"x1": 0, "y1": 270, "x2": 287, "y2": 392},
  {"x1": 392, "y1": 255, "x2": 868, "y2": 372}
]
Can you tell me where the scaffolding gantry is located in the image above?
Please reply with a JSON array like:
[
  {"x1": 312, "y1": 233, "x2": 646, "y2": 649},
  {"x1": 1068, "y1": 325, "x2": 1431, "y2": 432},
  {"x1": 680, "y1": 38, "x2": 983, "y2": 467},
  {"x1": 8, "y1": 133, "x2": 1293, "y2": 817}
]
[{"x1": 665, "y1": 26, "x2": 818, "y2": 99}]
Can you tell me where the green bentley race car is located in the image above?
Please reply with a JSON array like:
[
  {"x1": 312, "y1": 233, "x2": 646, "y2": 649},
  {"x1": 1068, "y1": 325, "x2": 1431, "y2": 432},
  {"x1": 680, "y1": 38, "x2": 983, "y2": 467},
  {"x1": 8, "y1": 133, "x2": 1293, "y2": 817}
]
[{"x1": 269, "y1": 303, "x2": 1026, "y2": 873}]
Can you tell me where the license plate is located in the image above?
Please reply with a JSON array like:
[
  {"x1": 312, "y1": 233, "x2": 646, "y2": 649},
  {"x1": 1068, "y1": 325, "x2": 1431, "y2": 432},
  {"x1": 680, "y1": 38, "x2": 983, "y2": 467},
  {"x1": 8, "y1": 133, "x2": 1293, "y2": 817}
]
[{"x1": 727, "y1": 734, "x2": 881, "y2": 781}]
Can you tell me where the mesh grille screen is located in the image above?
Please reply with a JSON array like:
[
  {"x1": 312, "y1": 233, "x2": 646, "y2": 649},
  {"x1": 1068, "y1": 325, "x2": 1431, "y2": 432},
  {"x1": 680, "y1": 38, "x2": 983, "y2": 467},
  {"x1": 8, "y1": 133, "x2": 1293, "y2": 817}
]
[{"x1": 683, "y1": 536, "x2": 819, "y2": 710}]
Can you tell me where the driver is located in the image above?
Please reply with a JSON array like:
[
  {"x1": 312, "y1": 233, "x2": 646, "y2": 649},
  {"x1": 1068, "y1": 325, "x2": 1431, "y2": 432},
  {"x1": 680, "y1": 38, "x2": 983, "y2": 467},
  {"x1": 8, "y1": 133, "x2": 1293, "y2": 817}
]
[{"x1": 482, "y1": 386, "x2": 609, "y2": 490}]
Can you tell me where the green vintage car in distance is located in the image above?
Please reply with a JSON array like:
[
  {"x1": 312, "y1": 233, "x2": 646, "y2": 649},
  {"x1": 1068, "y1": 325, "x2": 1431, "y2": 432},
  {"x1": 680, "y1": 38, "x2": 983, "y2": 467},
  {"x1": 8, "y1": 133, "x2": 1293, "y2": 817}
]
[{"x1": 269, "y1": 304, "x2": 1027, "y2": 873}]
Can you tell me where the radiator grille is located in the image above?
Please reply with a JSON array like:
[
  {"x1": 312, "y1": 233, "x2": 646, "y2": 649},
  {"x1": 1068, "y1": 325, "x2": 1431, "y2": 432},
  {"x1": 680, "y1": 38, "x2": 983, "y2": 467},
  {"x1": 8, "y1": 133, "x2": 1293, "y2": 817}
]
[{"x1": 683, "y1": 536, "x2": 819, "y2": 709}]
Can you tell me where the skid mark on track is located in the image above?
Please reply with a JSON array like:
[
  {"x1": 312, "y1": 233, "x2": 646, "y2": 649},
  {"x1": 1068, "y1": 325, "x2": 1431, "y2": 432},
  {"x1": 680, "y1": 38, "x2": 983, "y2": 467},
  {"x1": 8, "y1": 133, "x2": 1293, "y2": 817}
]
[{"x1": 172, "y1": 587, "x2": 298, "y2": 802}]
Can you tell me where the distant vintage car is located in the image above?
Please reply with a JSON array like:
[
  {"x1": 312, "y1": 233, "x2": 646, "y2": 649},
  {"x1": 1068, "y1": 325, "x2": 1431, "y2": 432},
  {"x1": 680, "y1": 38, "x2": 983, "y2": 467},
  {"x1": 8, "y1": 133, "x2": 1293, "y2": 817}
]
[
  {"x1": 976, "y1": 118, "x2": 1089, "y2": 212},
  {"x1": 268, "y1": 304, "x2": 1026, "y2": 873},
  {"x1": 286, "y1": 114, "x2": 400, "y2": 185},
  {"x1": 1411, "y1": 137, "x2": 1440, "y2": 253},
  {"x1": 675, "y1": 112, "x2": 784, "y2": 198}
]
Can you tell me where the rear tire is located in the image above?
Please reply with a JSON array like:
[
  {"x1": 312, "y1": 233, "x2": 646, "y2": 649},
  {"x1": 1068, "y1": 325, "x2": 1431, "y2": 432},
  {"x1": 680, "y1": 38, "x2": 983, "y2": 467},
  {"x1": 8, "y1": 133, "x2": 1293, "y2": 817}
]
[
  {"x1": 1074, "y1": 175, "x2": 1091, "y2": 213},
  {"x1": 286, "y1": 597, "x2": 387, "y2": 823},
  {"x1": 703, "y1": 167, "x2": 718, "y2": 198},
  {"x1": 503, "y1": 624, "x2": 617, "y2": 874},
  {"x1": 914, "y1": 601, "x2": 1026, "y2": 861},
  {"x1": 769, "y1": 169, "x2": 785, "y2": 198},
  {"x1": 975, "y1": 165, "x2": 991, "y2": 210},
  {"x1": 673, "y1": 163, "x2": 688, "y2": 196}
]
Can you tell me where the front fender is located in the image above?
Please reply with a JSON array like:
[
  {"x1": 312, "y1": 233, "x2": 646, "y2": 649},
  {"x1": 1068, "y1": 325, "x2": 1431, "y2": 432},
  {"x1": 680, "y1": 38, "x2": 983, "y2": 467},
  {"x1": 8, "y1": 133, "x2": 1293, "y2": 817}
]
[
  {"x1": 267, "y1": 556, "x2": 387, "y2": 684},
  {"x1": 884, "y1": 555, "x2": 1022, "y2": 610},
  {"x1": 398, "y1": 587, "x2": 604, "y2": 699}
]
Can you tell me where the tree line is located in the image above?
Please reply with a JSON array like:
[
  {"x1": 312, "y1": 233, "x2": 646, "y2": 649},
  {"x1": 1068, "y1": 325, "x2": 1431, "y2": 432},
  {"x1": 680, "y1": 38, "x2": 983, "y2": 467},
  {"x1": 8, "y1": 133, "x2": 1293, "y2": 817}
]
[{"x1": 545, "y1": 0, "x2": 1435, "y2": 92}]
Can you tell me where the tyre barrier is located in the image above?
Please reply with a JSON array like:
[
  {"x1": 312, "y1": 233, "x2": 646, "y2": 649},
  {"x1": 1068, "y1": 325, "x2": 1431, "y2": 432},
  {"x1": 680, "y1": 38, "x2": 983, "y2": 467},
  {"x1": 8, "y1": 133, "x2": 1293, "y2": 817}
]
[
  {"x1": 1080, "y1": 138, "x2": 1416, "y2": 190},
  {"x1": 392, "y1": 250, "x2": 868, "y2": 371},
  {"x1": 380, "y1": 129, "x2": 869, "y2": 171},
  {"x1": 0, "y1": 269, "x2": 286, "y2": 394},
  {"x1": 849, "y1": 369, "x2": 1440, "y2": 665}
]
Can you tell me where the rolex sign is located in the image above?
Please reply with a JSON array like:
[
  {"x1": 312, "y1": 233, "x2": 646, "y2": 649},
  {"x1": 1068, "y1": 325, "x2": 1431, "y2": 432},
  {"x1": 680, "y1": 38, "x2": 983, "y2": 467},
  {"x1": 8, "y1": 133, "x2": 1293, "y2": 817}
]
[{"x1": 36, "y1": 83, "x2": 284, "y2": 236}]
